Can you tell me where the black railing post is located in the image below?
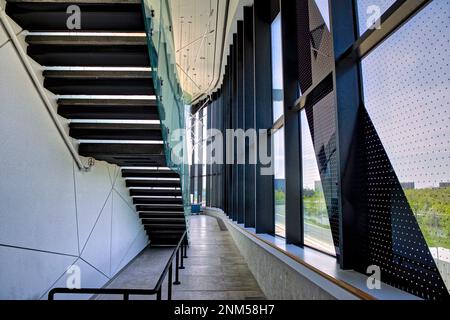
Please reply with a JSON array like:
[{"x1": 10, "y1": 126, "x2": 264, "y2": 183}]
[
  {"x1": 123, "y1": 293, "x2": 129, "y2": 300},
  {"x1": 168, "y1": 263, "x2": 173, "y2": 300},
  {"x1": 183, "y1": 241, "x2": 188, "y2": 259},
  {"x1": 180, "y1": 244, "x2": 185, "y2": 269},
  {"x1": 174, "y1": 247, "x2": 181, "y2": 285},
  {"x1": 157, "y1": 288, "x2": 162, "y2": 300}
]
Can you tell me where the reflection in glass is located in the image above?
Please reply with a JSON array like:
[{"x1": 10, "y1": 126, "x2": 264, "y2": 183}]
[
  {"x1": 301, "y1": 111, "x2": 335, "y2": 255},
  {"x1": 361, "y1": 1, "x2": 450, "y2": 291},
  {"x1": 271, "y1": 13, "x2": 284, "y2": 123},
  {"x1": 274, "y1": 128, "x2": 286, "y2": 238}
]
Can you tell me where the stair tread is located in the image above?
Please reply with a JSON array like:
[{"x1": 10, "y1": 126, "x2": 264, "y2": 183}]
[
  {"x1": 6, "y1": 2, "x2": 145, "y2": 32},
  {"x1": 58, "y1": 99, "x2": 158, "y2": 120},
  {"x1": 122, "y1": 169, "x2": 179, "y2": 178},
  {"x1": 58, "y1": 98, "x2": 156, "y2": 106},
  {"x1": 79, "y1": 143, "x2": 165, "y2": 167},
  {"x1": 69, "y1": 123, "x2": 162, "y2": 140},
  {"x1": 130, "y1": 189, "x2": 182, "y2": 196},
  {"x1": 43, "y1": 70, "x2": 152, "y2": 79},
  {"x1": 8, "y1": 0, "x2": 141, "y2": 3},
  {"x1": 26, "y1": 34, "x2": 147, "y2": 45}
]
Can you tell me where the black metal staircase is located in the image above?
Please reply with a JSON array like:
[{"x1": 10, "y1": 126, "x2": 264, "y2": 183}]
[{"x1": 5, "y1": 0, "x2": 186, "y2": 246}]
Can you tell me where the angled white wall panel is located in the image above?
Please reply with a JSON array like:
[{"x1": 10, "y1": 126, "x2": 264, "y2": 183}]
[
  {"x1": 113, "y1": 169, "x2": 134, "y2": 209},
  {"x1": 112, "y1": 229, "x2": 148, "y2": 275},
  {"x1": 75, "y1": 159, "x2": 114, "y2": 248},
  {"x1": 41, "y1": 258, "x2": 109, "y2": 300},
  {"x1": 0, "y1": 246, "x2": 77, "y2": 300},
  {"x1": 110, "y1": 190, "x2": 143, "y2": 273},
  {"x1": 0, "y1": 43, "x2": 78, "y2": 255},
  {"x1": 80, "y1": 194, "x2": 112, "y2": 277}
]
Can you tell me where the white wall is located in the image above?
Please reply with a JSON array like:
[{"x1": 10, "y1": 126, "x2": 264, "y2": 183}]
[{"x1": 0, "y1": 17, "x2": 149, "y2": 300}]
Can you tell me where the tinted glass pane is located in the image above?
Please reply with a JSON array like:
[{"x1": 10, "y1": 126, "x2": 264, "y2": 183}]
[
  {"x1": 274, "y1": 127, "x2": 286, "y2": 237},
  {"x1": 361, "y1": 1, "x2": 450, "y2": 292},
  {"x1": 271, "y1": 13, "x2": 284, "y2": 122},
  {"x1": 302, "y1": 111, "x2": 335, "y2": 255}
]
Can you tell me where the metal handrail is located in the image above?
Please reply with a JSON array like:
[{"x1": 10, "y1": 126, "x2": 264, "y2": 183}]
[{"x1": 48, "y1": 231, "x2": 188, "y2": 300}]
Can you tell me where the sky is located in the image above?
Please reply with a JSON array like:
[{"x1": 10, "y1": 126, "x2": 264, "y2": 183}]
[{"x1": 361, "y1": 0, "x2": 450, "y2": 189}]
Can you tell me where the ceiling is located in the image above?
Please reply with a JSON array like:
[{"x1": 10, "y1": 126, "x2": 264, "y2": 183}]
[{"x1": 169, "y1": 0, "x2": 250, "y2": 104}]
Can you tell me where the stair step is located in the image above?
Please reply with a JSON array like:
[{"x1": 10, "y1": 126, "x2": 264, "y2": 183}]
[
  {"x1": 69, "y1": 123, "x2": 162, "y2": 140},
  {"x1": 143, "y1": 224, "x2": 186, "y2": 231},
  {"x1": 126, "y1": 179, "x2": 181, "y2": 188},
  {"x1": 26, "y1": 34, "x2": 147, "y2": 45},
  {"x1": 147, "y1": 230, "x2": 185, "y2": 235},
  {"x1": 57, "y1": 99, "x2": 159, "y2": 120},
  {"x1": 79, "y1": 143, "x2": 165, "y2": 167},
  {"x1": 149, "y1": 239, "x2": 181, "y2": 246},
  {"x1": 26, "y1": 35, "x2": 149, "y2": 67},
  {"x1": 130, "y1": 189, "x2": 182, "y2": 197},
  {"x1": 6, "y1": 2, "x2": 144, "y2": 32},
  {"x1": 139, "y1": 213, "x2": 185, "y2": 219},
  {"x1": 141, "y1": 217, "x2": 185, "y2": 223},
  {"x1": 122, "y1": 169, "x2": 179, "y2": 179},
  {"x1": 139, "y1": 209, "x2": 184, "y2": 214},
  {"x1": 43, "y1": 70, "x2": 154, "y2": 95},
  {"x1": 136, "y1": 205, "x2": 183, "y2": 212},
  {"x1": 133, "y1": 197, "x2": 183, "y2": 205}
]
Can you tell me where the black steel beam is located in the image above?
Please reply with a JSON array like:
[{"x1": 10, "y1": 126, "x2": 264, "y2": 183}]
[
  {"x1": 253, "y1": 0, "x2": 274, "y2": 235},
  {"x1": 243, "y1": 6, "x2": 256, "y2": 228},
  {"x1": 280, "y1": 0, "x2": 303, "y2": 245},
  {"x1": 329, "y1": 0, "x2": 363, "y2": 269},
  {"x1": 236, "y1": 21, "x2": 245, "y2": 224}
]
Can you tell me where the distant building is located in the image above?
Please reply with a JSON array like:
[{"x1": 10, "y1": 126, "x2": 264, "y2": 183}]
[
  {"x1": 315, "y1": 181, "x2": 323, "y2": 193},
  {"x1": 439, "y1": 182, "x2": 450, "y2": 188},
  {"x1": 400, "y1": 182, "x2": 415, "y2": 190}
]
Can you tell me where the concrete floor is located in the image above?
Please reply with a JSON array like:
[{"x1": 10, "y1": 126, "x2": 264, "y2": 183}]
[{"x1": 96, "y1": 215, "x2": 265, "y2": 300}]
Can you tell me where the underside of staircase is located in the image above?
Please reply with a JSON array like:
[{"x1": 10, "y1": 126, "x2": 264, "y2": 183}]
[{"x1": 5, "y1": 0, "x2": 186, "y2": 246}]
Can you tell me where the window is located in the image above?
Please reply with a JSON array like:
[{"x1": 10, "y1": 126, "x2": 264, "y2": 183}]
[
  {"x1": 271, "y1": 13, "x2": 284, "y2": 123},
  {"x1": 301, "y1": 111, "x2": 335, "y2": 255},
  {"x1": 274, "y1": 128, "x2": 286, "y2": 237},
  {"x1": 201, "y1": 108, "x2": 208, "y2": 206},
  {"x1": 271, "y1": 12, "x2": 285, "y2": 237},
  {"x1": 360, "y1": 1, "x2": 450, "y2": 291}
]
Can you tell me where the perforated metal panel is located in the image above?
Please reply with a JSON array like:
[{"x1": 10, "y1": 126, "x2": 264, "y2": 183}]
[
  {"x1": 356, "y1": 1, "x2": 450, "y2": 299},
  {"x1": 296, "y1": 0, "x2": 313, "y2": 93}
]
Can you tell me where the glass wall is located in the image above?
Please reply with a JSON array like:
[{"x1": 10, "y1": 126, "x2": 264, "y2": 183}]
[
  {"x1": 201, "y1": 108, "x2": 208, "y2": 206},
  {"x1": 274, "y1": 128, "x2": 286, "y2": 238},
  {"x1": 271, "y1": 13, "x2": 284, "y2": 122},
  {"x1": 301, "y1": 111, "x2": 335, "y2": 255},
  {"x1": 360, "y1": 1, "x2": 450, "y2": 291},
  {"x1": 271, "y1": 12, "x2": 285, "y2": 237}
]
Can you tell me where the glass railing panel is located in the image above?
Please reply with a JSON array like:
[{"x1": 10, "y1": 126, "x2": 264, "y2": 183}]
[{"x1": 142, "y1": 0, "x2": 192, "y2": 226}]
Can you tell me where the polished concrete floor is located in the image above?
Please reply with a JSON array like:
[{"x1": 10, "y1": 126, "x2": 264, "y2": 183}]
[{"x1": 96, "y1": 214, "x2": 265, "y2": 300}]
